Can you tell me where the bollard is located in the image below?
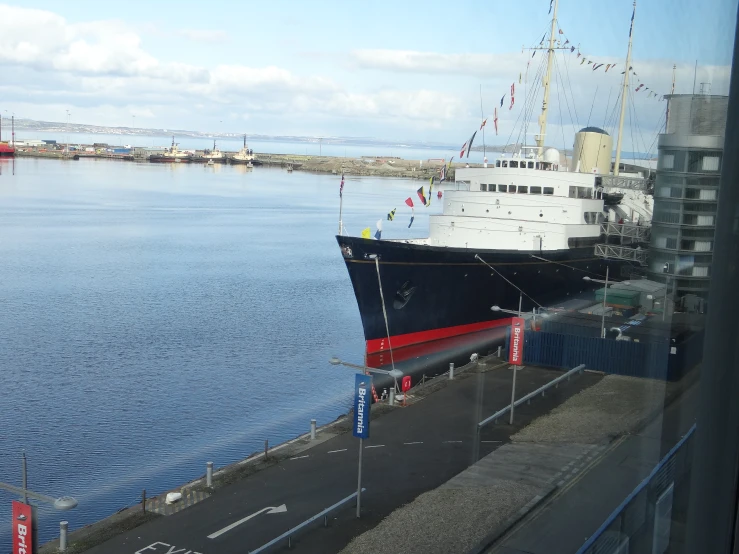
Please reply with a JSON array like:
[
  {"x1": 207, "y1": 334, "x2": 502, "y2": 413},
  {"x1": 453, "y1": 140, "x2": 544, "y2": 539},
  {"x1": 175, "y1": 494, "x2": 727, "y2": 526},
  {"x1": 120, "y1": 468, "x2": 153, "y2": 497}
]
[
  {"x1": 449, "y1": 363, "x2": 454, "y2": 380},
  {"x1": 497, "y1": 346, "x2": 502, "y2": 357},
  {"x1": 389, "y1": 388, "x2": 395, "y2": 406},
  {"x1": 60, "y1": 521, "x2": 68, "y2": 551},
  {"x1": 310, "y1": 419, "x2": 317, "y2": 440},
  {"x1": 206, "y1": 462, "x2": 213, "y2": 488}
]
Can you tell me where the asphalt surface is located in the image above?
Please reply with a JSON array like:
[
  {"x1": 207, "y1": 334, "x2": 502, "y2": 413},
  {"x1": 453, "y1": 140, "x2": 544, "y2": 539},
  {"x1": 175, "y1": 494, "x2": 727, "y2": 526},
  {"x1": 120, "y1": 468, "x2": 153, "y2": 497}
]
[
  {"x1": 488, "y1": 376, "x2": 698, "y2": 554},
  {"x1": 83, "y1": 363, "x2": 602, "y2": 554}
]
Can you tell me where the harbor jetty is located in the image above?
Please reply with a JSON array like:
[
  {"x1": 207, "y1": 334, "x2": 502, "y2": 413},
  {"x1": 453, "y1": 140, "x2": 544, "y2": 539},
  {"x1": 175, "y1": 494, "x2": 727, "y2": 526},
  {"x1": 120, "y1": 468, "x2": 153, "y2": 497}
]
[{"x1": 12, "y1": 141, "x2": 466, "y2": 180}]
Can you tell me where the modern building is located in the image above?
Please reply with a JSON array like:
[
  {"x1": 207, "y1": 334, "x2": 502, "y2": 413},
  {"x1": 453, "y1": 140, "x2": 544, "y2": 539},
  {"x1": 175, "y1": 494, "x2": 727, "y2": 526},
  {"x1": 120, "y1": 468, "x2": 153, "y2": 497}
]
[{"x1": 648, "y1": 93, "x2": 728, "y2": 303}]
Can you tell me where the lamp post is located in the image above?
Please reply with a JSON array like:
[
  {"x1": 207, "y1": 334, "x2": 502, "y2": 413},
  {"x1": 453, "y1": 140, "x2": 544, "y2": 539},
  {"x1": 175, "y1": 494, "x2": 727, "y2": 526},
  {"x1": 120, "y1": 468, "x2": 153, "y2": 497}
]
[
  {"x1": 328, "y1": 356, "x2": 403, "y2": 390},
  {"x1": 329, "y1": 357, "x2": 402, "y2": 518},
  {"x1": 584, "y1": 266, "x2": 610, "y2": 338}
]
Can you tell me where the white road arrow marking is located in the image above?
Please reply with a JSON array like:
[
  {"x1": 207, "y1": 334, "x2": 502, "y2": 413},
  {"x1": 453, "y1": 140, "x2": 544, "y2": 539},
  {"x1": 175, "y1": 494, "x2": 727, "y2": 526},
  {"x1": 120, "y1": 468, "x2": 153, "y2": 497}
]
[{"x1": 207, "y1": 504, "x2": 287, "y2": 539}]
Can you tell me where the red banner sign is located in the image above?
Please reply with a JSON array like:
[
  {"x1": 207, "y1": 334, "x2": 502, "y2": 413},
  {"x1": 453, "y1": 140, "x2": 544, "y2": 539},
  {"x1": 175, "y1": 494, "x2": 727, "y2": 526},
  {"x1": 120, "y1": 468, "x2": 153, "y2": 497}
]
[
  {"x1": 11, "y1": 500, "x2": 33, "y2": 554},
  {"x1": 508, "y1": 317, "x2": 525, "y2": 366},
  {"x1": 401, "y1": 376, "x2": 412, "y2": 392}
]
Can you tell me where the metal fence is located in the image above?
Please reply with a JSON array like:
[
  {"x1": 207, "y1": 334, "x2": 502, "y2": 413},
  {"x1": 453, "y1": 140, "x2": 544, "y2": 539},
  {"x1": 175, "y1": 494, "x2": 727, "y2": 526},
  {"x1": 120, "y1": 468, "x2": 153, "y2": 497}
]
[
  {"x1": 576, "y1": 424, "x2": 696, "y2": 554},
  {"x1": 521, "y1": 331, "x2": 669, "y2": 380}
]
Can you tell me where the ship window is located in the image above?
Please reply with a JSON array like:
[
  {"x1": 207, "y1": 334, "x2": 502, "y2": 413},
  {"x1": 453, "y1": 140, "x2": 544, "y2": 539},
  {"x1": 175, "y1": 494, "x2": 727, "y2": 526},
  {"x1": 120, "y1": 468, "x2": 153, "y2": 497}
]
[
  {"x1": 509, "y1": 186, "x2": 517, "y2": 193},
  {"x1": 528, "y1": 161, "x2": 535, "y2": 168},
  {"x1": 496, "y1": 160, "x2": 501, "y2": 167},
  {"x1": 543, "y1": 187, "x2": 554, "y2": 195},
  {"x1": 510, "y1": 161, "x2": 519, "y2": 168},
  {"x1": 518, "y1": 186, "x2": 528, "y2": 194},
  {"x1": 530, "y1": 186, "x2": 542, "y2": 194},
  {"x1": 502, "y1": 161, "x2": 508, "y2": 167},
  {"x1": 498, "y1": 184, "x2": 507, "y2": 192},
  {"x1": 480, "y1": 183, "x2": 487, "y2": 191},
  {"x1": 569, "y1": 186, "x2": 577, "y2": 198},
  {"x1": 584, "y1": 212, "x2": 600, "y2": 224}
]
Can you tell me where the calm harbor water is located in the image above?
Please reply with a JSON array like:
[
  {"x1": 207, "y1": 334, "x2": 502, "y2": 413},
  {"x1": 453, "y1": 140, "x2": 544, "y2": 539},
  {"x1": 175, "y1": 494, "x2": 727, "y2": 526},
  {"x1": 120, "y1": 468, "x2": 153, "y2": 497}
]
[{"x1": 0, "y1": 157, "x2": 442, "y2": 548}]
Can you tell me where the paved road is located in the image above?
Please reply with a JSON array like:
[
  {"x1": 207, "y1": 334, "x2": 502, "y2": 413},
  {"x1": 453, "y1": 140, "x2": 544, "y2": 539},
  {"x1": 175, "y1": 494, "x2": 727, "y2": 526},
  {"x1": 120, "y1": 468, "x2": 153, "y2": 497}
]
[
  {"x1": 488, "y1": 378, "x2": 698, "y2": 554},
  {"x1": 84, "y1": 364, "x2": 601, "y2": 554}
]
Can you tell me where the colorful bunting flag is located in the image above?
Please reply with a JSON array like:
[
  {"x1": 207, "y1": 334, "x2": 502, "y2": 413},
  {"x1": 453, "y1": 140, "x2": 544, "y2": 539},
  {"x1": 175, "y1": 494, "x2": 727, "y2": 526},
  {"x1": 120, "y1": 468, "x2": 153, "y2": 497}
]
[
  {"x1": 480, "y1": 118, "x2": 487, "y2": 131},
  {"x1": 405, "y1": 197, "x2": 414, "y2": 208},
  {"x1": 564, "y1": 39, "x2": 569, "y2": 46},
  {"x1": 558, "y1": 29, "x2": 563, "y2": 34},
  {"x1": 439, "y1": 163, "x2": 447, "y2": 183},
  {"x1": 509, "y1": 83, "x2": 515, "y2": 110},
  {"x1": 437, "y1": 191, "x2": 442, "y2": 200},
  {"x1": 571, "y1": 46, "x2": 575, "y2": 53},
  {"x1": 361, "y1": 227, "x2": 371, "y2": 239},
  {"x1": 500, "y1": 94, "x2": 506, "y2": 107},
  {"x1": 375, "y1": 219, "x2": 382, "y2": 240},
  {"x1": 459, "y1": 141, "x2": 467, "y2": 158},
  {"x1": 387, "y1": 208, "x2": 396, "y2": 221},
  {"x1": 466, "y1": 131, "x2": 477, "y2": 158},
  {"x1": 494, "y1": 108, "x2": 498, "y2": 135},
  {"x1": 428, "y1": 177, "x2": 434, "y2": 206},
  {"x1": 519, "y1": 72, "x2": 522, "y2": 84},
  {"x1": 408, "y1": 208, "x2": 415, "y2": 228},
  {"x1": 548, "y1": 0, "x2": 553, "y2": 14},
  {"x1": 417, "y1": 186, "x2": 427, "y2": 206},
  {"x1": 339, "y1": 173, "x2": 344, "y2": 198}
]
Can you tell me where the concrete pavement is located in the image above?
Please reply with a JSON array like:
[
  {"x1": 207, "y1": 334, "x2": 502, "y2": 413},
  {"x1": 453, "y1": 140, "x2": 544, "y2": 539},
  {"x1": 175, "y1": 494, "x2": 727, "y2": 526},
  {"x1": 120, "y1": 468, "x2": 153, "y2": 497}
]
[
  {"x1": 80, "y1": 361, "x2": 601, "y2": 554},
  {"x1": 486, "y1": 376, "x2": 698, "y2": 554}
]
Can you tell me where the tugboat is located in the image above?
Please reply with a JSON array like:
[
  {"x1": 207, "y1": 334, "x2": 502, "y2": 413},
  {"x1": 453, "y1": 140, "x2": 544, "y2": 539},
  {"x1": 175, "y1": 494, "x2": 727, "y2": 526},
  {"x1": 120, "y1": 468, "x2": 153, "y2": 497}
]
[
  {"x1": 229, "y1": 135, "x2": 261, "y2": 165},
  {"x1": 336, "y1": 0, "x2": 652, "y2": 357},
  {"x1": 149, "y1": 137, "x2": 193, "y2": 163},
  {"x1": 202, "y1": 140, "x2": 226, "y2": 163}
]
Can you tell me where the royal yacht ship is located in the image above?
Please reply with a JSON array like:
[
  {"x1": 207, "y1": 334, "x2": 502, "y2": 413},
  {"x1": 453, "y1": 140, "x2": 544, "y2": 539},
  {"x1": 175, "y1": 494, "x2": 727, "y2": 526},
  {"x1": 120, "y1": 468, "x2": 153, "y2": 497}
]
[{"x1": 336, "y1": 0, "x2": 653, "y2": 356}]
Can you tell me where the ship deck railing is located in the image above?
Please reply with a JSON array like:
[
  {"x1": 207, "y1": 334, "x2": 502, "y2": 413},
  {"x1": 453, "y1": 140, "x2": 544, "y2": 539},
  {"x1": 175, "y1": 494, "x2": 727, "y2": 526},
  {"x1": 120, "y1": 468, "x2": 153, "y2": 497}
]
[
  {"x1": 599, "y1": 175, "x2": 649, "y2": 191},
  {"x1": 600, "y1": 222, "x2": 651, "y2": 244},
  {"x1": 594, "y1": 244, "x2": 648, "y2": 265}
]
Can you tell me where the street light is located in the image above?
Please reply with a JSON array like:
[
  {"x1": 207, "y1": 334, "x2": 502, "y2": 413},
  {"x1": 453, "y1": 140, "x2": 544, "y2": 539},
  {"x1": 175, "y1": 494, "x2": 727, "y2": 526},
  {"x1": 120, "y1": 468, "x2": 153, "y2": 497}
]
[
  {"x1": 0, "y1": 454, "x2": 78, "y2": 510},
  {"x1": 328, "y1": 357, "x2": 403, "y2": 380},
  {"x1": 583, "y1": 266, "x2": 610, "y2": 338}
]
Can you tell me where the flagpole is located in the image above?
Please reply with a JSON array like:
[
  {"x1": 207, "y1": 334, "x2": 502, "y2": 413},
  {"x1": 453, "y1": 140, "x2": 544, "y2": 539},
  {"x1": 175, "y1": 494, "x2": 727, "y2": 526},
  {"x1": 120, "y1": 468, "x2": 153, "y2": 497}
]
[
  {"x1": 338, "y1": 194, "x2": 343, "y2": 235},
  {"x1": 480, "y1": 84, "x2": 486, "y2": 164}
]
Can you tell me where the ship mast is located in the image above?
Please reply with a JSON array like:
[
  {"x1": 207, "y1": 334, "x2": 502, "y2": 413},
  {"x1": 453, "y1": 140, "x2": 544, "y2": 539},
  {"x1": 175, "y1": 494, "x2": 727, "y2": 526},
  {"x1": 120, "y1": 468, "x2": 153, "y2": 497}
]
[
  {"x1": 665, "y1": 64, "x2": 676, "y2": 132},
  {"x1": 614, "y1": 1, "x2": 636, "y2": 176},
  {"x1": 536, "y1": 0, "x2": 559, "y2": 157}
]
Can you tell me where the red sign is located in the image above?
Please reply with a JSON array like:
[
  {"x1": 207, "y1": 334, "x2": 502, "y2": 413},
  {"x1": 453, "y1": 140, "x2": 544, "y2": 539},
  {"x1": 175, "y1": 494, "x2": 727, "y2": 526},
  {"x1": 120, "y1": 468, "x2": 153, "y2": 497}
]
[
  {"x1": 11, "y1": 501, "x2": 33, "y2": 554},
  {"x1": 508, "y1": 317, "x2": 525, "y2": 366},
  {"x1": 402, "y1": 376, "x2": 412, "y2": 392}
]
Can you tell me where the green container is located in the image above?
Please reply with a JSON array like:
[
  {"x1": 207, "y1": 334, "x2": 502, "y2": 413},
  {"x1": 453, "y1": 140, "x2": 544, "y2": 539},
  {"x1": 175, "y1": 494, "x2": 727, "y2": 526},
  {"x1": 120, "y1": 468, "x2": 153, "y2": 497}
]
[{"x1": 595, "y1": 287, "x2": 641, "y2": 307}]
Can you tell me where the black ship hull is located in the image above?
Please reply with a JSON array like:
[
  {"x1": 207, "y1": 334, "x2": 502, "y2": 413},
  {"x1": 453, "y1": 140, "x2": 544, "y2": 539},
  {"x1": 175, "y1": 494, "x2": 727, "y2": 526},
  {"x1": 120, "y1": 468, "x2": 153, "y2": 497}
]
[{"x1": 336, "y1": 235, "x2": 623, "y2": 355}]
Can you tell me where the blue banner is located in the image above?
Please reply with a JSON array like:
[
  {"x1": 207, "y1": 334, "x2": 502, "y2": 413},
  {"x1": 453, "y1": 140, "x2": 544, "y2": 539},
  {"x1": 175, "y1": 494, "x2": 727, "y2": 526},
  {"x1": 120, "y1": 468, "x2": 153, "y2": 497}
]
[{"x1": 352, "y1": 374, "x2": 372, "y2": 439}]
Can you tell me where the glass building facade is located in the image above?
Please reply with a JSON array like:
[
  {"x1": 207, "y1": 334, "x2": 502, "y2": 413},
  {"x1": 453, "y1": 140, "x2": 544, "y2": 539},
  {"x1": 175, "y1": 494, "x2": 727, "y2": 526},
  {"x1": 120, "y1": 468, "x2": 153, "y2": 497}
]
[{"x1": 648, "y1": 94, "x2": 729, "y2": 305}]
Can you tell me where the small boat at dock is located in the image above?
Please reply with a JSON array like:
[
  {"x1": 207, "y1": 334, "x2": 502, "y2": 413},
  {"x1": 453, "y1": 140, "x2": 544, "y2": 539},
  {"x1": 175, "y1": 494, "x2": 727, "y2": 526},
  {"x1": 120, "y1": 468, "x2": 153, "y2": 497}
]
[
  {"x1": 149, "y1": 137, "x2": 193, "y2": 163},
  {"x1": 229, "y1": 135, "x2": 261, "y2": 165}
]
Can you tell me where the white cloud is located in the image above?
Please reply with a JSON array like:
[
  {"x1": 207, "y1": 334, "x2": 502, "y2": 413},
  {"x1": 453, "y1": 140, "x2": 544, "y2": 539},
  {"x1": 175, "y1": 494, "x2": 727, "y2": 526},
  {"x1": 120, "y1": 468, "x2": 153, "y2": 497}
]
[
  {"x1": 177, "y1": 28, "x2": 229, "y2": 43},
  {"x1": 0, "y1": 4, "x2": 465, "y2": 135}
]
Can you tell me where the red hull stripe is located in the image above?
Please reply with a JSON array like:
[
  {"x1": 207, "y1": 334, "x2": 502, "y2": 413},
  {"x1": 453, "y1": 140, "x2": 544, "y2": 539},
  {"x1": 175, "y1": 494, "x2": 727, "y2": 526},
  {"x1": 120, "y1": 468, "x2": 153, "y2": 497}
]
[{"x1": 366, "y1": 318, "x2": 512, "y2": 355}]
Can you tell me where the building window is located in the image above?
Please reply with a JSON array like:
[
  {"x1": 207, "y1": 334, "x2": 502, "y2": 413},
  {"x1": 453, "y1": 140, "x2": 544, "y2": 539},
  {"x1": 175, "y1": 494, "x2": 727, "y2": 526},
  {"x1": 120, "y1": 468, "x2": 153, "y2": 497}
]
[
  {"x1": 661, "y1": 154, "x2": 675, "y2": 169},
  {"x1": 530, "y1": 186, "x2": 542, "y2": 194},
  {"x1": 697, "y1": 215, "x2": 715, "y2": 226},
  {"x1": 693, "y1": 266, "x2": 709, "y2": 277},
  {"x1": 518, "y1": 186, "x2": 528, "y2": 194},
  {"x1": 702, "y1": 156, "x2": 721, "y2": 171},
  {"x1": 700, "y1": 189, "x2": 717, "y2": 200},
  {"x1": 543, "y1": 187, "x2": 554, "y2": 195},
  {"x1": 498, "y1": 184, "x2": 507, "y2": 192},
  {"x1": 688, "y1": 151, "x2": 722, "y2": 173}
]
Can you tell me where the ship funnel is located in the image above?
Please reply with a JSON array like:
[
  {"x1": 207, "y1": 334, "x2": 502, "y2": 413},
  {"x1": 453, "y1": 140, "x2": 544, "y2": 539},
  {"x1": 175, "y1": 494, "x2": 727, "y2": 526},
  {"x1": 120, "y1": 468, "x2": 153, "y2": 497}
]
[{"x1": 570, "y1": 127, "x2": 613, "y2": 174}]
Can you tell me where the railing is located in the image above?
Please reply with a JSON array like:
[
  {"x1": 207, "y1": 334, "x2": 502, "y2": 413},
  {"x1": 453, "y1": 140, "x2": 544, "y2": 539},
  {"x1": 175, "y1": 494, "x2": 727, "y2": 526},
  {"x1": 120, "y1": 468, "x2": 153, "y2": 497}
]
[
  {"x1": 600, "y1": 222, "x2": 651, "y2": 243},
  {"x1": 594, "y1": 244, "x2": 648, "y2": 265},
  {"x1": 478, "y1": 364, "x2": 586, "y2": 428},
  {"x1": 576, "y1": 424, "x2": 696, "y2": 554},
  {"x1": 249, "y1": 489, "x2": 365, "y2": 554},
  {"x1": 600, "y1": 175, "x2": 649, "y2": 191}
]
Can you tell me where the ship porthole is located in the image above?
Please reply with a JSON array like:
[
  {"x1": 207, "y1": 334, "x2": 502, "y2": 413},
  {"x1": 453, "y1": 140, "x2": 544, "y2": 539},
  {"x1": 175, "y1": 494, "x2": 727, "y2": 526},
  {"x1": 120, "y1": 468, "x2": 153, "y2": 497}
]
[
  {"x1": 539, "y1": 213, "x2": 543, "y2": 217},
  {"x1": 508, "y1": 211, "x2": 512, "y2": 215},
  {"x1": 486, "y1": 209, "x2": 489, "y2": 213}
]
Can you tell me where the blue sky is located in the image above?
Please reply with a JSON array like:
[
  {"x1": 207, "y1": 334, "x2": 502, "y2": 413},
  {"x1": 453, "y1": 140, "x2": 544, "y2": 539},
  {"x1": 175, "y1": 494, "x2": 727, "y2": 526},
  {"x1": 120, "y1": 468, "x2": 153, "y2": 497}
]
[{"x1": 0, "y1": 0, "x2": 736, "y2": 149}]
